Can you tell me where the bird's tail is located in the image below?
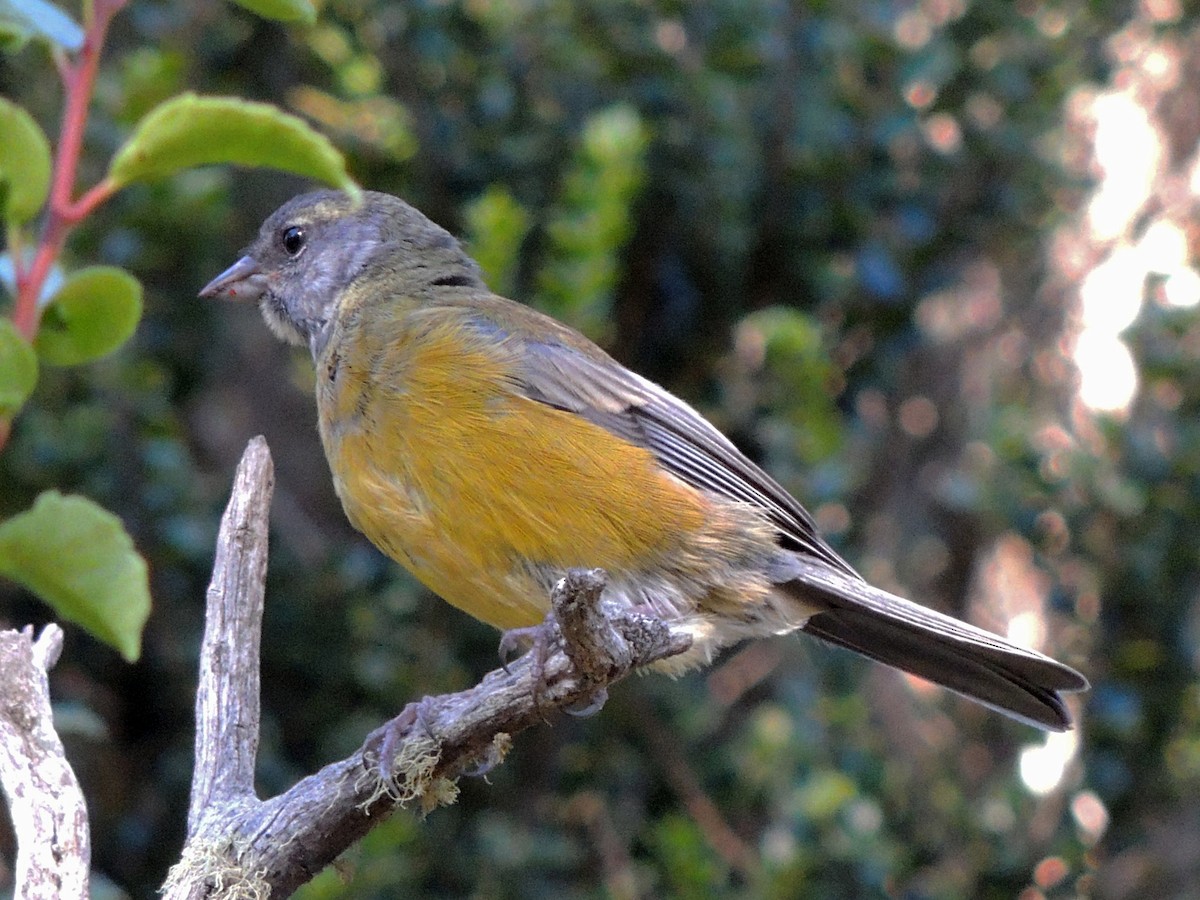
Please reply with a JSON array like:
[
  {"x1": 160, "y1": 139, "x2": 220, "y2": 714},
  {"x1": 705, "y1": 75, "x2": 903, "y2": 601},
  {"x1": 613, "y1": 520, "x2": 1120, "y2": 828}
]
[{"x1": 782, "y1": 559, "x2": 1088, "y2": 730}]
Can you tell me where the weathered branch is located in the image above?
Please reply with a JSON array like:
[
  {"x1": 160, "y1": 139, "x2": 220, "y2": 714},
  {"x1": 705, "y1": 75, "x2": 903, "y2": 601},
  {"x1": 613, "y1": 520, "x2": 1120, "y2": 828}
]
[
  {"x1": 0, "y1": 624, "x2": 90, "y2": 900},
  {"x1": 164, "y1": 437, "x2": 691, "y2": 898},
  {"x1": 185, "y1": 435, "x2": 272, "y2": 837}
]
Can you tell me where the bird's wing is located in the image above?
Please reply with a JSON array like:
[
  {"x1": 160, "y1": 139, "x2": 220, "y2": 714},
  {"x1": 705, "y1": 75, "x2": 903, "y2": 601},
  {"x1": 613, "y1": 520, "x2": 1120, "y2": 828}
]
[
  {"x1": 466, "y1": 309, "x2": 1088, "y2": 731},
  {"x1": 499, "y1": 324, "x2": 860, "y2": 579}
]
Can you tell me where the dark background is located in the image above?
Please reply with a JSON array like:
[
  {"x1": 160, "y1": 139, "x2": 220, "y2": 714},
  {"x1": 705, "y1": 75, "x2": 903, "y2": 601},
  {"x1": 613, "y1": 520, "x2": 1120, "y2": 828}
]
[{"x1": 3, "y1": 1, "x2": 1198, "y2": 897}]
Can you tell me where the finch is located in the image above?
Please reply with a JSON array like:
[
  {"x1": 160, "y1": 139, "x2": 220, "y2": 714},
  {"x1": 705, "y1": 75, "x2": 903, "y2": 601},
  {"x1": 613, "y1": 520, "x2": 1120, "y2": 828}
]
[{"x1": 201, "y1": 190, "x2": 1087, "y2": 730}]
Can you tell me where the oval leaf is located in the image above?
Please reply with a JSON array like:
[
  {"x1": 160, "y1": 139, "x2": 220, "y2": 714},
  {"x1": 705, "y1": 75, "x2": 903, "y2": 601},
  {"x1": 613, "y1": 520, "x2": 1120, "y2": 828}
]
[
  {"x1": 35, "y1": 266, "x2": 143, "y2": 366},
  {"x1": 107, "y1": 93, "x2": 359, "y2": 194},
  {"x1": 0, "y1": 96, "x2": 52, "y2": 224},
  {"x1": 0, "y1": 0, "x2": 84, "y2": 51},
  {"x1": 0, "y1": 318, "x2": 37, "y2": 417},
  {"x1": 0, "y1": 491, "x2": 151, "y2": 661},
  {"x1": 228, "y1": 0, "x2": 316, "y2": 24}
]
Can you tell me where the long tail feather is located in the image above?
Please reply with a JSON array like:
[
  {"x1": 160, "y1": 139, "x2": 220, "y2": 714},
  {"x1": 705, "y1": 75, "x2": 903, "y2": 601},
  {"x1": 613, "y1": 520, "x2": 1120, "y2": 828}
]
[{"x1": 782, "y1": 559, "x2": 1088, "y2": 730}]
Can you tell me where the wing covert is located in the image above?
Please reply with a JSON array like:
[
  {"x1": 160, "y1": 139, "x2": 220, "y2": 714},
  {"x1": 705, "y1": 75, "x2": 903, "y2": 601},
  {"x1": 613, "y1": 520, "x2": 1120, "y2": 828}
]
[{"x1": 508, "y1": 331, "x2": 860, "y2": 579}]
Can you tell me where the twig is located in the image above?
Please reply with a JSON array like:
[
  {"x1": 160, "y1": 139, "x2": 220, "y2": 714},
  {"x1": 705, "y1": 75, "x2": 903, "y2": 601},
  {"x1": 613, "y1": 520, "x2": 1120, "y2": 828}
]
[
  {"x1": 164, "y1": 437, "x2": 691, "y2": 899},
  {"x1": 13, "y1": 0, "x2": 126, "y2": 339},
  {"x1": 0, "y1": 625, "x2": 90, "y2": 900},
  {"x1": 562, "y1": 791, "x2": 639, "y2": 900},
  {"x1": 2, "y1": 0, "x2": 126, "y2": 455},
  {"x1": 633, "y1": 693, "x2": 760, "y2": 879}
]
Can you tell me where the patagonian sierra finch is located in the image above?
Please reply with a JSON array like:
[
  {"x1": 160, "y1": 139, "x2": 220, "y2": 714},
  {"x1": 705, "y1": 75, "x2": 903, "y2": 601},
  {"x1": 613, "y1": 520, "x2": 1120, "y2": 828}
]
[{"x1": 201, "y1": 189, "x2": 1087, "y2": 731}]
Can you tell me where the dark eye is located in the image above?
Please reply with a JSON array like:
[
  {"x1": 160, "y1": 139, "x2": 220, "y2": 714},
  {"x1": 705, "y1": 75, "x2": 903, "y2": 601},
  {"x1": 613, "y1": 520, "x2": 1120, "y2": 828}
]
[{"x1": 281, "y1": 226, "x2": 306, "y2": 256}]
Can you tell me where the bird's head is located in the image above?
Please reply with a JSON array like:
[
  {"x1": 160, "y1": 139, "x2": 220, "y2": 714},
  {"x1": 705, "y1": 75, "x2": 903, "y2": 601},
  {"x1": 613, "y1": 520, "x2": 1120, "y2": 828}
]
[{"x1": 200, "y1": 189, "x2": 482, "y2": 358}]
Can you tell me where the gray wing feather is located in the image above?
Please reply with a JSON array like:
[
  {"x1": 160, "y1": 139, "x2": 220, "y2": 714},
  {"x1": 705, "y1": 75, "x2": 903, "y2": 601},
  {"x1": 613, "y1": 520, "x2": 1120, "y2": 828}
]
[
  {"x1": 484, "y1": 318, "x2": 1088, "y2": 730},
  {"x1": 514, "y1": 337, "x2": 859, "y2": 577}
]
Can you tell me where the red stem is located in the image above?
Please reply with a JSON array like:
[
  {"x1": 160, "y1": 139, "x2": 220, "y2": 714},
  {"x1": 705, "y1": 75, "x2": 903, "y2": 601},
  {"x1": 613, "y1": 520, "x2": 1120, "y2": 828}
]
[{"x1": 12, "y1": 0, "x2": 126, "y2": 340}]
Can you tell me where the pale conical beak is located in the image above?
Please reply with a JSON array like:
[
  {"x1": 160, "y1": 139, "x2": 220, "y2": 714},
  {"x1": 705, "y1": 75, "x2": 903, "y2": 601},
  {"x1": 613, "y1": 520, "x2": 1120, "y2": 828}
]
[{"x1": 198, "y1": 255, "x2": 266, "y2": 301}]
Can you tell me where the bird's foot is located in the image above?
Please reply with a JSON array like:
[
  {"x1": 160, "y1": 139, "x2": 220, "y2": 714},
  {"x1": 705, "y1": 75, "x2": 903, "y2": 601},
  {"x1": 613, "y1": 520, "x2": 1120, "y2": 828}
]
[
  {"x1": 364, "y1": 695, "x2": 438, "y2": 783},
  {"x1": 498, "y1": 620, "x2": 556, "y2": 670},
  {"x1": 498, "y1": 615, "x2": 613, "y2": 718},
  {"x1": 498, "y1": 617, "x2": 562, "y2": 713}
]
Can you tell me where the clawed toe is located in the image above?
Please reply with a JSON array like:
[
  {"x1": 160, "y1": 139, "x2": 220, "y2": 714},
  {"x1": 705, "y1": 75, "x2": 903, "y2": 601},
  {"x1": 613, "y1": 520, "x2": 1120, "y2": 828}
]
[
  {"x1": 498, "y1": 623, "x2": 545, "y2": 672},
  {"x1": 564, "y1": 687, "x2": 608, "y2": 718},
  {"x1": 365, "y1": 695, "x2": 437, "y2": 781},
  {"x1": 498, "y1": 618, "x2": 560, "y2": 710}
]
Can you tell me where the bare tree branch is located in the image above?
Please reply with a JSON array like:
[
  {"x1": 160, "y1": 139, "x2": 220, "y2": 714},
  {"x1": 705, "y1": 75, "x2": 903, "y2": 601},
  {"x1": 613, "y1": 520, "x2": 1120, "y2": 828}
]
[
  {"x1": 164, "y1": 438, "x2": 691, "y2": 898},
  {"x1": 186, "y1": 435, "x2": 273, "y2": 837},
  {"x1": 0, "y1": 624, "x2": 90, "y2": 900}
]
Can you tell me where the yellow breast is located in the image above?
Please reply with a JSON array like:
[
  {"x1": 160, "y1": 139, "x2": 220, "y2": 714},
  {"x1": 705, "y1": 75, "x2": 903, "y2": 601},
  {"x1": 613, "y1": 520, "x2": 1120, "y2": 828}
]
[{"x1": 314, "y1": 301, "x2": 709, "y2": 629}]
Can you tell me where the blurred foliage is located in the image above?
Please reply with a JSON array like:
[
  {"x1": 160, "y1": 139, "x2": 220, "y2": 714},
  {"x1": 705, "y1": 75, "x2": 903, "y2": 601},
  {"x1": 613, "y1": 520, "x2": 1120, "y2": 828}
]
[
  {"x1": 463, "y1": 184, "x2": 531, "y2": 297},
  {"x1": 0, "y1": 0, "x2": 355, "y2": 666},
  {"x1": 537, "y1": 103, "x2": 649, "y2": 339},
  {"x1": 1, "y1": 0, "x2": 1197, "y2": 898}
]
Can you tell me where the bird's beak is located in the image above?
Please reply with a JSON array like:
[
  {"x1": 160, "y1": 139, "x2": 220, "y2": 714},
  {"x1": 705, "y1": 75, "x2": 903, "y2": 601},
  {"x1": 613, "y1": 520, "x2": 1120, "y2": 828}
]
[{"x1": 198, "y1": 255, "x2": 266, "y2": 301}]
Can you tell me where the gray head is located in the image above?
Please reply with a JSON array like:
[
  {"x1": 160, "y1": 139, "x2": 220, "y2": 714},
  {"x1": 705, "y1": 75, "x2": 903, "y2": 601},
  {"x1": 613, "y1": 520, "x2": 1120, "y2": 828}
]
[{"x1": 199, "y1": 190, "x2": 483, "y2": 357}]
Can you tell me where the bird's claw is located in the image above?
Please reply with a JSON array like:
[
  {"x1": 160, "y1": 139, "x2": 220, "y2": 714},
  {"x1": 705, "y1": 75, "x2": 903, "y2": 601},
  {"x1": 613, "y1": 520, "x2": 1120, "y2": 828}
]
[
  {"x1": 497, "y1": 623, "x2": 541, "y2": 673},
  {"x1": 564, "y1": 687, "x2": 608, "y2": 717},
  {"x1": 498, "y1": 618, "x2": 560, "y2": 711},
  {"x1": 365, "y1": 695, "x2": 438, "y2": 782}
]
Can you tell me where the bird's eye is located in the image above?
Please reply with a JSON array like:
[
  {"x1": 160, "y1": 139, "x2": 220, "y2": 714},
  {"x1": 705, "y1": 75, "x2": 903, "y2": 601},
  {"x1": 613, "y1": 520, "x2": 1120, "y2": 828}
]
[{"x1": 281, "y1": 226, "x2": 306, "y2": 256}]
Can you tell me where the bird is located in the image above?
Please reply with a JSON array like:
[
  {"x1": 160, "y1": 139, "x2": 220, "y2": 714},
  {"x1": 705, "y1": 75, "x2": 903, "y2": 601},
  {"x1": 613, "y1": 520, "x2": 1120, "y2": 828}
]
[{"x1": 201, "y1": 189, "x2": 1087, "y2": 731}]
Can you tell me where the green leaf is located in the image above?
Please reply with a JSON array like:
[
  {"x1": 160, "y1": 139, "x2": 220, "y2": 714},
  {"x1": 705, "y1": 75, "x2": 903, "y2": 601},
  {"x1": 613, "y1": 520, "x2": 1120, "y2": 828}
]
[
  {"x1": 0, "y1": 0, "x2": 83, "y2": 51},
  {"x1": 228, "y1": 0, "x2": 316, "y2": 24},
  {"x1": 0, "y1": 491, "x2": 151, "y2": 661},
  {"x1": 0, "y1": 96, "x2": 52, "y2": 224},
  {"x1": 35, "y1": 266, "x2": 143, "y2": 366},
  {"x1": 0, "y1": 318, "x2": 37, "y2": 416},
  {"x1": 107, "y1": 93, "x2": 359, "y2": 195}
]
